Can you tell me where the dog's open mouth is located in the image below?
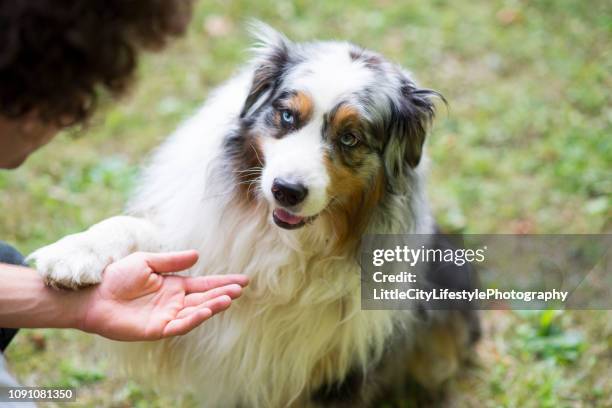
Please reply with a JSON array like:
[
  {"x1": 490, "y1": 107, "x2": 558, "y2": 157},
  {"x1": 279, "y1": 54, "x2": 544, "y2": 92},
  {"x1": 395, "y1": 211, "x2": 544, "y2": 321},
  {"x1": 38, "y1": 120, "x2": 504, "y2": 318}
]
[{"x1": 272, "y1": 208, "x2": 316, "y2": 230}]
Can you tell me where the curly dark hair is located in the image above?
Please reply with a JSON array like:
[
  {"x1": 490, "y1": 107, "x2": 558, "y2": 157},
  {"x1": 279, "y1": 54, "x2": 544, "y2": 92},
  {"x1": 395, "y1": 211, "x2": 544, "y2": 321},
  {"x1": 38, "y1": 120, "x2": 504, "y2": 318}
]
[{"x1": 0, "y1": 0, "x2": 193, "y2": 126}]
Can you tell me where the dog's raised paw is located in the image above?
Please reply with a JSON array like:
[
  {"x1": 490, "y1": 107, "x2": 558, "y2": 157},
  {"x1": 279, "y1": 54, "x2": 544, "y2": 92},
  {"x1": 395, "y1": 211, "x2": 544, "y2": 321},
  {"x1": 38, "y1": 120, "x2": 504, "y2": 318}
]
[{"x1": 27, "y1": 236, "x2": 109, "y2": 290}]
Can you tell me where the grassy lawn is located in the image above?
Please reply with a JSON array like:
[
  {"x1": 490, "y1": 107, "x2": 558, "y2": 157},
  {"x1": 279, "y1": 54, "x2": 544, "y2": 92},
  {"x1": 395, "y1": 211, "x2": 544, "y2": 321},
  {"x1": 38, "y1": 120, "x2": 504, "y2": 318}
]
[{"x1": 2, "y1": 0, "x2": 610, "y2": 406}]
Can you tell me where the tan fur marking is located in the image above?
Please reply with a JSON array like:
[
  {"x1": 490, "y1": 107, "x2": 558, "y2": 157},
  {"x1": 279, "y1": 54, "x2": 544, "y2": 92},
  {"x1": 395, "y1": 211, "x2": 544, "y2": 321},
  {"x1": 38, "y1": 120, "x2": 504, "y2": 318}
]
[
  {"x1": 322, "y1": 154, "x2": 384, "y2": 255},
  {"x1": 286, "y1": 91, "x2": 314, "y2": 124},
  {"x1": 331, "y1": 104, "x2": 361, "y2": 134},
  {"x1": 235, "y1": 134, "x2": 264, "y2": 208}
]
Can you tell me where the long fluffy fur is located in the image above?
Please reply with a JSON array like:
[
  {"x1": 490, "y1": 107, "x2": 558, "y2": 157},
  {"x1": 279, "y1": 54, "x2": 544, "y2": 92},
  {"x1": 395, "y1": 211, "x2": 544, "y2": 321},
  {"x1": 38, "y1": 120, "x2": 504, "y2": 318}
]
[{"x1": 29, "y1": 25, "x2": 474, "y2": 407}]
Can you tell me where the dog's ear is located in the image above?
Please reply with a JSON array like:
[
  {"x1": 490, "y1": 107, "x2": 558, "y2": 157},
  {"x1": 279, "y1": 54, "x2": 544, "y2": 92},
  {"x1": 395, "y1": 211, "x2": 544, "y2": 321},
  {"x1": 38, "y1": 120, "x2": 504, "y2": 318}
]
[
  {"x1": 240, "y1": 23, "x2": 292, "y2": 118},
  {"x1": 383, "y1": 72, "x2": 441, "y2": 182}
]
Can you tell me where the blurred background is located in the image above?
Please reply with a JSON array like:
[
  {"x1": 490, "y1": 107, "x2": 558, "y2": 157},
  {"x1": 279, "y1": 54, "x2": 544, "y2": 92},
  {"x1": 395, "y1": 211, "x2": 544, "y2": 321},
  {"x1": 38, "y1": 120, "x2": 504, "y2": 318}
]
[{"x1": 1, "y1": 0, "x2": 610, "y2": 406}]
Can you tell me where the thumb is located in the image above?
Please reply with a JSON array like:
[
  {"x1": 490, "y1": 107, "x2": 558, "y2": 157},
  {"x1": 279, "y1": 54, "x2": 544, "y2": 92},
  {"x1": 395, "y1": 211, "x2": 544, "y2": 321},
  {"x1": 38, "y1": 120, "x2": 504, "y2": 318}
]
[{"x1": 144, "y1": 250, "x2": 199, "y2": 274}]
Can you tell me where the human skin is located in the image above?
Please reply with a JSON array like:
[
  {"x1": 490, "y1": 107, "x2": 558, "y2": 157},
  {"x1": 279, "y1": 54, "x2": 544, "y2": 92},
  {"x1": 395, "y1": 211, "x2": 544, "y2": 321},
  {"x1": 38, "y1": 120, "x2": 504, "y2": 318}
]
[
  {"x1": 0, "y1": 115, "x2": 57, "y2": 169},
  {"x1": 0, "y1": 251, "x2": 249, "y2": 340}
]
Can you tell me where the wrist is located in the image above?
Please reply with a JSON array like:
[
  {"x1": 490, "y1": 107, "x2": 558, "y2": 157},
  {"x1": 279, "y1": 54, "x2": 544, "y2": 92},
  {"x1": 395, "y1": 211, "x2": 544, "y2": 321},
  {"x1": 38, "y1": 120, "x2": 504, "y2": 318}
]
[
  {"x1": 60, "y1": 285, "x2": 95, "y2": 332},
  {"x1": 0, "y1": 263, "x2": 93, "y2": 330},
  {"x1": 28, "y1": 275, "x2": 91, "y2": 330}
]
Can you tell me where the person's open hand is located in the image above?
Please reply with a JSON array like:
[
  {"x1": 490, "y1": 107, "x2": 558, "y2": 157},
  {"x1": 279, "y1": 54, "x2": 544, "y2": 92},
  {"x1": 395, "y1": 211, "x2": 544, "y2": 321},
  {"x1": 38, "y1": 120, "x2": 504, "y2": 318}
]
[{"x1": 78, "y1": 250, "x2": 248, "y2": 341}]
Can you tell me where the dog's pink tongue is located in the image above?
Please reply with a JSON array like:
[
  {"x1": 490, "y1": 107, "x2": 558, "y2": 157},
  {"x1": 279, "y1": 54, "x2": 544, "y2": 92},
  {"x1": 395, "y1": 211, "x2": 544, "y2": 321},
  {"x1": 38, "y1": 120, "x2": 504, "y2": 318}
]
[{"x1": 274, "y1": 208, "x2": 304, "y2": 225}]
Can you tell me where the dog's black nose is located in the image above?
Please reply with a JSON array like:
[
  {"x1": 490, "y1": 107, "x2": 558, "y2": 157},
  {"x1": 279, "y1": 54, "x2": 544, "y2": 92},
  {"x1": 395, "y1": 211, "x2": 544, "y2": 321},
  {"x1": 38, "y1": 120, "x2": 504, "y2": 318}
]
[{"x1": 272, "y1": 178, "x2": 308, "y2": 207}]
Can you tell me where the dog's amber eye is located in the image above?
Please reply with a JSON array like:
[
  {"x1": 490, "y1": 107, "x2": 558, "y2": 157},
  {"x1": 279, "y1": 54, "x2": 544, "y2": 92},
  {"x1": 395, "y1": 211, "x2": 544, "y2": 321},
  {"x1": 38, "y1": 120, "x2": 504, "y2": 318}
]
[
  {"x1": 339, "y1": 133, "x2": 359, "y2": 147},
  {"x1": 280, "y1": 110, "x2": 295, "y2": 126}
]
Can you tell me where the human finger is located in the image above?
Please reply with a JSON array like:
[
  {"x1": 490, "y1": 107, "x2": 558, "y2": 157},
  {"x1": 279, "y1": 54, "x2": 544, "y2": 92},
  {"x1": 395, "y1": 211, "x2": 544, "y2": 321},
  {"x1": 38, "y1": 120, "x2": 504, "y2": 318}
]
[
  {"x1": 184, "y1": 284, "x2": 243, "y2": 307},
  {"x1": 183, "y1": 274, "x2": 249, "y2": 293},
  {"x1": 177, "y1": 295, "x2": 233, "y2": 319},
  {"x1": 162, "y1": 308, "x2": 213, "y2": 338},
  {"x1": 143, "y1": 250, "x2": 199, "y2": 273}
]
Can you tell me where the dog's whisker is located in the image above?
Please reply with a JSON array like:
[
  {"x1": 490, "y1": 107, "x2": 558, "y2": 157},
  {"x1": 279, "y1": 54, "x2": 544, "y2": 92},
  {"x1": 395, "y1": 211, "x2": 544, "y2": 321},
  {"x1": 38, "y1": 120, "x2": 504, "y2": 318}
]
[
  {"x1": 234, "y1": 171, "x2": 263, "y2": 178},
  {"x1": 234, "y1": 167, "x2": 263, "y2": 175},
  {"x1": 249, "y1": 144, "x2": 264, "y2": 167},
  {"x1": 236, "y1": 179, "x2": 261, "y2": 187},
  {"x1": 246, "y1": 179, "x2": 258, "y2": 197}
]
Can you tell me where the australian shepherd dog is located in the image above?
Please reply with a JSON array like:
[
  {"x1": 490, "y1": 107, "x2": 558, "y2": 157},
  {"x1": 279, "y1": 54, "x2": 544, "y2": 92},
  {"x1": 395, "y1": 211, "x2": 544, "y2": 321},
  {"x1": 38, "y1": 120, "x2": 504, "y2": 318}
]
[{"x1": 30, "y1": 24, "x2": 479, "y2": 407}]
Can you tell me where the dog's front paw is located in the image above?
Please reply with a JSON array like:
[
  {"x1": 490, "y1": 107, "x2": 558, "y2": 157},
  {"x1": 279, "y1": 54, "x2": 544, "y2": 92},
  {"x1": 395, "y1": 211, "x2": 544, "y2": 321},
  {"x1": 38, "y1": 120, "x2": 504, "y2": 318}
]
[{"x1": 27, "y1": 235, "x2": 111, "y2": 290}]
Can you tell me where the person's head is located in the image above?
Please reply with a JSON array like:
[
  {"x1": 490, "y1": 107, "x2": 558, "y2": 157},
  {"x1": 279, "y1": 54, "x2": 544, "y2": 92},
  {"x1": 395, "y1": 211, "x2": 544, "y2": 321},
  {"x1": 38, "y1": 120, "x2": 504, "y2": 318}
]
[{"x1": 0, "y1": 0, "x2": 193, "y2": 169}]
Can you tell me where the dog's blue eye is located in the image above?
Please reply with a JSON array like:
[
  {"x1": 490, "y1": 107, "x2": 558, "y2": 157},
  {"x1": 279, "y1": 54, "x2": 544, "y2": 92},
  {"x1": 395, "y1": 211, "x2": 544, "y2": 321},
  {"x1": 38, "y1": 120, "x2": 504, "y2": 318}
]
[
  {"x1": 340, "y1": 133, "x2": 359, "y2": 147},
  {"x1": 281, "y1": 110, "x2": 295, "y2": 125}
]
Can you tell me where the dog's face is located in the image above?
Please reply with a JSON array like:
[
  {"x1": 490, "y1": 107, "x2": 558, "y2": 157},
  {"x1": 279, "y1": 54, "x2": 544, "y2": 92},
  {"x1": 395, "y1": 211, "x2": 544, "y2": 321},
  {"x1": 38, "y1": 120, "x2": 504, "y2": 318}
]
[{"x1": 230, "y1": 25, "x2": 439, "y2": 238}]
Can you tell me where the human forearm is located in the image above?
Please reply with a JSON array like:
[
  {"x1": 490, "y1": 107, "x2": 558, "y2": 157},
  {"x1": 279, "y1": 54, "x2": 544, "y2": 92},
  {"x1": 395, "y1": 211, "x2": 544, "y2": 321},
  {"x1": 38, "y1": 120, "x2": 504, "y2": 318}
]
[
  {"x1": 0, "y1": 263, "x2": 86, "y2": 329},
  {"x1": 1, "y1": 253, "x2": 248, "y2": 341}
]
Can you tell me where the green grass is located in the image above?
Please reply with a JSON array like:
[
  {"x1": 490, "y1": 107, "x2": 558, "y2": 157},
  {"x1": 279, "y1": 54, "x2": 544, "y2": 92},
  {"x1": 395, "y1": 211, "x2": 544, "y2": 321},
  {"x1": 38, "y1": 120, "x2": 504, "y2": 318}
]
[{"x1": 2, "y1": 0, "x2": 610, "y2": 406}]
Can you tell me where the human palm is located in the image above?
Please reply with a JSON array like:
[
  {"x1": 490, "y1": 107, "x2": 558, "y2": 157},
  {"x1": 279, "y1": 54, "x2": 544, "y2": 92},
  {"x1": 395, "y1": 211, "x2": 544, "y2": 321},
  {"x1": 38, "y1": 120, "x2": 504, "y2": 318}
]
[{"x1": 80, "y1": 251, "x2": 247, "y2": 340}]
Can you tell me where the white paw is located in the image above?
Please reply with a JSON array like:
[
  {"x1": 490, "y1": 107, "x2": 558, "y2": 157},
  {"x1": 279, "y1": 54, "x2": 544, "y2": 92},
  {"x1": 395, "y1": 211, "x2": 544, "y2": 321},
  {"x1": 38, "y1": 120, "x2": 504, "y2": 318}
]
[{"x1": 27, "y1": 235, "x2": 112, "y2": 290}]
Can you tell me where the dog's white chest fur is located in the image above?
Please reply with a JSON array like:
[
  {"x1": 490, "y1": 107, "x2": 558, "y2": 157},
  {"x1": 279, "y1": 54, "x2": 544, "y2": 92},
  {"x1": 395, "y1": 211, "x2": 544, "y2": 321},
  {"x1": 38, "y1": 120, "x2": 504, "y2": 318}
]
[
  {"x1": 114, "y1": 211, "x2": 401, "y2": 407},
  {"x1": 173, "y1": 247, "x2": 398, "y2": 407}
]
